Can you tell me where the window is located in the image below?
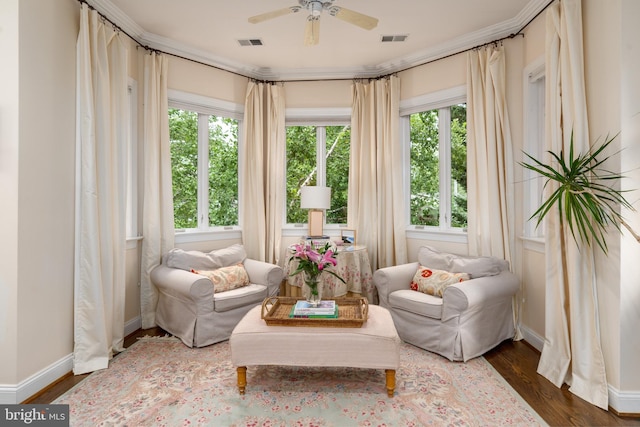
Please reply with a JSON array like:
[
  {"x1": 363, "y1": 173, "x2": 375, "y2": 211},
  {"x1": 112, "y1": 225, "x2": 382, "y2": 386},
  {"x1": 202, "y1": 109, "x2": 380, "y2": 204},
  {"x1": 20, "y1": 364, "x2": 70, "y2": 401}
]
[
  {"x1": 168, "y1": 96, "x2": 241, "y2": 232},
  {"x1": 286, "y1": 124, "x2": 351, "y2": 226},
  {"x1": 402, "y1": 88, "x2": 467, "y2": 232},
  {"x1": 523, "y1": 60, "x2": 546, "y2": 241}
]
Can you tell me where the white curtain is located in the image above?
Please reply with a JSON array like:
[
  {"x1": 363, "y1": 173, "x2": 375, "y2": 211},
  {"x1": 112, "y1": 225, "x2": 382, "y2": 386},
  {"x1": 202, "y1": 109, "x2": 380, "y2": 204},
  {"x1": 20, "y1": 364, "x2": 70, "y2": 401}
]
[
  {"x1": 349, "y1": 76, "x2": 407, "y2": 270},
  {"x1": 240, "y1": 81, "x2": 286, "y2": 263},
  {"x1": 140, "y1": 52, "x2": 174, "y2": 329},
  {"x1": 466, "y1": 45, "x2": 520, "y2": 341},
  {"x1": 466, "y1": 45, "x2": 515, "y2": 263},
  {"x1": 74, "y1": 4, "x2": 128, "y2": 374},
  {"x1": 536, "y1": 0, "x2": 608, "y2": 410}
]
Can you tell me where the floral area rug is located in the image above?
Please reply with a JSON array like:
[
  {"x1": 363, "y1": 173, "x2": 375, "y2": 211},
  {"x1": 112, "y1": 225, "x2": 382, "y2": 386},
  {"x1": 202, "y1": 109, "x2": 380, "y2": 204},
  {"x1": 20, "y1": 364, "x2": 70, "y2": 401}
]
[{"x1": 54, "y1": 336, "x2": 547, "y2": 426}]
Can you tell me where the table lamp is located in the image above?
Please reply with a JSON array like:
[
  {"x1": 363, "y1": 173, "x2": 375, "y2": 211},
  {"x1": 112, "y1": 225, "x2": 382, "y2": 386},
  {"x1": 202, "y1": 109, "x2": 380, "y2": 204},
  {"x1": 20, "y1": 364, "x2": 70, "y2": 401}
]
[{"x1": 300, "y1": 186, "x2": 331, "y2": 238}]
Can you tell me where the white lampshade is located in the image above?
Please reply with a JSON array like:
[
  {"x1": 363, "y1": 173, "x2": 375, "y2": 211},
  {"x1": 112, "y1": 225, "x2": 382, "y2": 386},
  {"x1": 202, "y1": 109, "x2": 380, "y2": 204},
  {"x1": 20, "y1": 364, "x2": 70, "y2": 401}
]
[{"x1": 300, "y1": 186, "x2": 331, "y2": 210}]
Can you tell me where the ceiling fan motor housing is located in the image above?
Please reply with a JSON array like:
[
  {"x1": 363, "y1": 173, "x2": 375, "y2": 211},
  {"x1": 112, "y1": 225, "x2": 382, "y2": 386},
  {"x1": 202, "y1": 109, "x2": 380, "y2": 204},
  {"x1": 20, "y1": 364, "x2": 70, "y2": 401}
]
[{"x1": 299, "y1": 0, "x2": 335, "y2": 17}]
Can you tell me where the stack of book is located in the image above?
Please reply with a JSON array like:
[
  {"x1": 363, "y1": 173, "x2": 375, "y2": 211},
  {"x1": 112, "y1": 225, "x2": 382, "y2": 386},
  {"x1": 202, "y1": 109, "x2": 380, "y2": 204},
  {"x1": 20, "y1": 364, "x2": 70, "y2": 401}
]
[{"x1": 289, "y1": 300, "x2": 338, "y2": 318}]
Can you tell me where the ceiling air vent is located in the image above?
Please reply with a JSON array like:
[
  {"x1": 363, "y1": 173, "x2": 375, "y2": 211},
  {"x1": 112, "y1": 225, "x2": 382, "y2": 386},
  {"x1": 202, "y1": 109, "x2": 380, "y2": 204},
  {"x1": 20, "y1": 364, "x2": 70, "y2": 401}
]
[
  {"x1": 237, "y1": 39, "x2": 264, "y2": 47},
  {"x1": 381, "y1": 35, "x2": 408, "y2": 43}
]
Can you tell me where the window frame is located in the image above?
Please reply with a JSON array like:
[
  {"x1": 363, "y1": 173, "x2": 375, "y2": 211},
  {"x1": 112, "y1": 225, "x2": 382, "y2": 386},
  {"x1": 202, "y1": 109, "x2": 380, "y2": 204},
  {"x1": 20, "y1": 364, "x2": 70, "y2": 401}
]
[
  {"x1": 283, "y1": 107, "x2": 351, "y2": 237},
  {"x1": 126, "y1": 78, "x2": 140, "y2": 249},
  {"x1": 400, "y1": 85, "x2": 468, "y2": 244},
  {"x1": 522, "y1": 57, "x2": 546, "y2": 253},
  {"x1": 168, "y1": 89, "x2": 244, "y2": 244}
]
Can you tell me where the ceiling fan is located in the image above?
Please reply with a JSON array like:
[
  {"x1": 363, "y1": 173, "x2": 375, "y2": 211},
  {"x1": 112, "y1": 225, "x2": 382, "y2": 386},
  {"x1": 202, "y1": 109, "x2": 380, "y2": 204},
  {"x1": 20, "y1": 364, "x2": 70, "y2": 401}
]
[{"x1": 248, "y1": 0, "x2": 379, "y2": 46}]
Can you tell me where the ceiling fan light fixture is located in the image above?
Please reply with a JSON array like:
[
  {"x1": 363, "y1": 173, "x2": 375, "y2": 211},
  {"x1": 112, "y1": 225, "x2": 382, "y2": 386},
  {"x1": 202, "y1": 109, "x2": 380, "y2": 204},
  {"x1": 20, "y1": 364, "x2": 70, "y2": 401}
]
[
  {"x1": 251, "y1": 0, "x2": 377, "y2": 45},
  {"x1": 309, "y1": 0, "x2": 323, "y2": 17}
]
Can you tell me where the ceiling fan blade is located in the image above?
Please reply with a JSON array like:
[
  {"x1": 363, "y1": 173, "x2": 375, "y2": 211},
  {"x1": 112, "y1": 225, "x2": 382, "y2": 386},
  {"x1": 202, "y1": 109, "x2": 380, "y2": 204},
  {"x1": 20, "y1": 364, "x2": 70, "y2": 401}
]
[
  {"x1": 332, "y1": 7, "x2": 378, "y2": 30},
  {"x1": 304, "y1": 17, "x2": 320, "y2": 46},
  {"x1": 248, "y1": 7, "x2": 299, "y2": 24}
]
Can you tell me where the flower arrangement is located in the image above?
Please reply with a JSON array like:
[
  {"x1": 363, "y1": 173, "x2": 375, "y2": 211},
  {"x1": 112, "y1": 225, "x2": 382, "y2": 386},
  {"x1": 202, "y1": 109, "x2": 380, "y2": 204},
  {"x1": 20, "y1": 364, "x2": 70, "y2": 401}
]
[{"x1": 288, "y1": 241, "x2": 345, "y2": 305}]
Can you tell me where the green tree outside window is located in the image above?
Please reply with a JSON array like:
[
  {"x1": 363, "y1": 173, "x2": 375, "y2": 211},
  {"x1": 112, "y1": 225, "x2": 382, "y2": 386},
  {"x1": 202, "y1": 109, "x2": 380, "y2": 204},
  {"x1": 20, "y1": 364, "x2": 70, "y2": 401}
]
[
  {"x1": 169, "y1": 108, "x2": 239, "y2": 229},
  {"x1": 286, "y1": 125, "x2": 350, "y2": 225},
  {"x1": 409, "y1": 104, "x2": 467, "y2": 228}
]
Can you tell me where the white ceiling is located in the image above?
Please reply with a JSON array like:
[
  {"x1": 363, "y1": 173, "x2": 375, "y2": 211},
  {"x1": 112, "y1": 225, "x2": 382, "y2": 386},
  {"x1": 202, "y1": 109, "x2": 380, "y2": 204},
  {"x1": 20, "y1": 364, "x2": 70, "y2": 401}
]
[{"x1": 87, "y1": 0, "x2": 548, "y2": 81}]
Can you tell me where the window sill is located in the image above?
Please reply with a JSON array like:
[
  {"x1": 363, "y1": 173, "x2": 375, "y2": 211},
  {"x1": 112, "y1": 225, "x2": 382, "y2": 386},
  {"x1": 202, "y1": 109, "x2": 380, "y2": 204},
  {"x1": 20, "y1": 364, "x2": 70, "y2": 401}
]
[
  {"x1": 126, "y1": 236, "x2": 143, "y2": 250},
  {"x1": 281, "y1": 224, "x2": 349, "y2": 238},
  {"x1": 175, "y1": 228, "x2": 242, "y2": 244},
  {"x1": 406, "y1": 228, "x2": 468, "y2": 244},
  {"x1": 521, "y1": 236, "x2": 545, "y2": 253}
]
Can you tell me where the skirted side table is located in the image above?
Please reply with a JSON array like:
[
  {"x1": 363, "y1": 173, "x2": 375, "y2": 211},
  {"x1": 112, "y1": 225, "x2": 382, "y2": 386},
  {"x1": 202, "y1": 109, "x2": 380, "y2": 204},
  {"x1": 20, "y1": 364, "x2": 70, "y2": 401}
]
[{"x1": 284, "y1": 245, "x2": 376, "y2": 303}]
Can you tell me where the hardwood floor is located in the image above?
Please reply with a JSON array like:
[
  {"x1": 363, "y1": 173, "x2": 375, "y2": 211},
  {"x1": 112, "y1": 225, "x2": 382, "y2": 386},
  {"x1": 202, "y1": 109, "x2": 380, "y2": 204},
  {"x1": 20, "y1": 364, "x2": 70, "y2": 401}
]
[
  {"x1": 484, "y1": 341, "x2": 640, "y2": 426},
  {"x1": 27, "y1": 329, "x2": 640, "y2": 426}
]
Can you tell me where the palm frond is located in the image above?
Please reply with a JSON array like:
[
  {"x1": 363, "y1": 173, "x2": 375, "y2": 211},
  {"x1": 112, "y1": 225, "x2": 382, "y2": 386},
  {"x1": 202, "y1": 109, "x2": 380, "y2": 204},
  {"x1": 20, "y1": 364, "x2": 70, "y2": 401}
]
[{"x1": 520, "y1": 133, "x2": 637, "y2": 254}]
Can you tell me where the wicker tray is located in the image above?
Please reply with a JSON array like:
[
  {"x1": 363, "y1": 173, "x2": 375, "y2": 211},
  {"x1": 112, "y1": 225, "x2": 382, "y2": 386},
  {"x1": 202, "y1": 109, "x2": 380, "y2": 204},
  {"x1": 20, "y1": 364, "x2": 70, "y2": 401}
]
[{"x1": 261, "y1": 296, "x2": 368, "y2": 328}]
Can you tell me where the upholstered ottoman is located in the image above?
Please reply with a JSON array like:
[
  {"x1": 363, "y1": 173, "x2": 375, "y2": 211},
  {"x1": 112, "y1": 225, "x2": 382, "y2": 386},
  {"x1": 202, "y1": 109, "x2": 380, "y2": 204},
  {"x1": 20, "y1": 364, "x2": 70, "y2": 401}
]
[{"x1": 230, "y1": 304, "x2": 401, "y2": 397}]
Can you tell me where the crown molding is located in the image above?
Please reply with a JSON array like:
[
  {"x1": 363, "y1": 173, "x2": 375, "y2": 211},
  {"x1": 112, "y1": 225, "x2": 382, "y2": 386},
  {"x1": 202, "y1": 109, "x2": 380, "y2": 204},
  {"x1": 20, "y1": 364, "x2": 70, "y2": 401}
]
[
  {"x1": 374, "y1": 0, "x2": 550, "y2": 76},
  {"x1": 85, "y1": 0, "x2": 145, "y2": 41},
  {"x1": 85, "y1": 0, "x2": 551, "y2": 81},
  {"x1": 140, "y1": 32, "x2": 258, "y2": 79}
]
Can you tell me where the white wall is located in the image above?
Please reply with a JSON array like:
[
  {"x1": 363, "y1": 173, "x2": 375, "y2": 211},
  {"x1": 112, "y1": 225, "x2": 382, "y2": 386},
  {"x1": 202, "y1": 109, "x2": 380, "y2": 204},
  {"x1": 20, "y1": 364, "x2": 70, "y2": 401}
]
[
  {"x1": 16, "y1": 0, "x2": 78, "y2": 384},
  {"x1": 618, "y1": 0, "x2": 640, "y2": 395},
  {"x1": 583, "y1": 0, "x2": 640, "y2": 404},
  {"x1": 0, "y1": 0, "x2": 78, "y2": 403},
  {"x1": 0, "y1": 0, "x2": 20, "y2": 387}
]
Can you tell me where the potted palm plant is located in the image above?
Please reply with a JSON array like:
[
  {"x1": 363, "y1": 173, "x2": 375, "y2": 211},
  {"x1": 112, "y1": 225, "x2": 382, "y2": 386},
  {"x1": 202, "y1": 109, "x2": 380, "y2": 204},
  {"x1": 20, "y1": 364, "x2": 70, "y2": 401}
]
[{"x1": 521, "y1": 133, "x2": 639, "y2": 252}]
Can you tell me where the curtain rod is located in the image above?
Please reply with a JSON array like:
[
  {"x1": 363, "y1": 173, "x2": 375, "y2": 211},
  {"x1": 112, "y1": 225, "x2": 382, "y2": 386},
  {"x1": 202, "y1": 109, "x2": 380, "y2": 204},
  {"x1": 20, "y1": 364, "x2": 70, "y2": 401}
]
[
  {"x1": 76, "y1": 0, "x2": 555, "y2": 84},
  {"x1": 390, "y1": 0, "x2": 555, "y2": 76},
  {"x1": 76, "y1": 0, "x2": 255, "y2": 82}
]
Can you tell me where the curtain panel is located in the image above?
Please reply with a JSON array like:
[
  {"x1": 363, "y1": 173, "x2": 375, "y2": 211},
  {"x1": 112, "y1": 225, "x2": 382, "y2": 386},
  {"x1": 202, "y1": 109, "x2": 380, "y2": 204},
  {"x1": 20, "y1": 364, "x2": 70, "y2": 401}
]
[
  {"x1": 466, "y1": 45, "x2": 520, "y2": 340},
  {"x1": 466, "y1": 45, "x2": 515, "y2": 263},
  {"x1": 536, "y1": 0, "x2": 608, "y2": 410},
  {"x1": 140, "y1": 52, "x2": 174, "y2": 329},
  {"x1": 74, "y1": 4, "x2": 128, "y2": 374},
  {"x1": 240, "y1": 82, "x2": 286, "y2": 263},
  {"x1": 349, "y1": 76, "x2": 407, "y2": 271}
]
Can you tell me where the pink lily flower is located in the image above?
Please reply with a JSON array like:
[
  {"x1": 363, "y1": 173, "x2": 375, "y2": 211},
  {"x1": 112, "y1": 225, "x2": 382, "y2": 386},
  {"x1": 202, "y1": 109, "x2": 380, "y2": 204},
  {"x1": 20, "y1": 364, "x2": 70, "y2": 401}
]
[
  {"x1": 318, "y1": 250, "x2": 338, "y2": 269},
  {"x1": 291, "y1": 243, "x2": 307, "y2": 260},
  {"x1": 306, "y1": 249, "x2": 321, "y2": 263}
]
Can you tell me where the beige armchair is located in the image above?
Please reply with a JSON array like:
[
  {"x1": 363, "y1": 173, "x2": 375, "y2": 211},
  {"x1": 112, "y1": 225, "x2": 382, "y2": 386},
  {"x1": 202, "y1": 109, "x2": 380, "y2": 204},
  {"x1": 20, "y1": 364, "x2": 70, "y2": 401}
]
[
  {"x1": 374, "y1": 246, "x2": 519, "y2": 362},
  {"x1": 151, "y1": 244, "x2": 283, "y2": 348}
]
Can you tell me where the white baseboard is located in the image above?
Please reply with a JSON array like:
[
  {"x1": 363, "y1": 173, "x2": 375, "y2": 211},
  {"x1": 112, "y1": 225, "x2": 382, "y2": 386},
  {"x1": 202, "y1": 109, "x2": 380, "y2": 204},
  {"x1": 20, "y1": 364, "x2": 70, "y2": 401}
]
[
  {"x1": 124, "y1": 315, "x2": 142, "y2": 337},
  {"x1": 0, "y1": 316, "x2": 143, "y2": 405},
  {"x1": 609, "y1": 385, "x2": 640, "y2": 414},
  {"x1": 0, "y1": 353, "x2": 73, "y2": 404},
  {"x1": 520, "y1": 324, "x2": 544, "y2": 351},
  {"x1": 519, "y1": 324, "x2": 640, "y2": 414}
]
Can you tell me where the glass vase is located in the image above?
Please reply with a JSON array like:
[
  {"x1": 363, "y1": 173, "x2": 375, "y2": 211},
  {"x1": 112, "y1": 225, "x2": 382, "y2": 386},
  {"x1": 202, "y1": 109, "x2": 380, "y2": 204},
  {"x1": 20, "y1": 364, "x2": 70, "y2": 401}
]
[{"x1": 302, "y1": 272, "x2": 322, "y2": 307}]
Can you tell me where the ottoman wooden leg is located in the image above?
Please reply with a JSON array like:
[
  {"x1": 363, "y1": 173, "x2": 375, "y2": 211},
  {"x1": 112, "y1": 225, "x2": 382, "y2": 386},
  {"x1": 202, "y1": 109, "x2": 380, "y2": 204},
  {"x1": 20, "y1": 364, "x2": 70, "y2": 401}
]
[
  {"x1": 385, "y1": 369, "x2": 396, "y2": 397},
  {"x1": 237, "y1": 366, "x2": 247, "y2": 395}
]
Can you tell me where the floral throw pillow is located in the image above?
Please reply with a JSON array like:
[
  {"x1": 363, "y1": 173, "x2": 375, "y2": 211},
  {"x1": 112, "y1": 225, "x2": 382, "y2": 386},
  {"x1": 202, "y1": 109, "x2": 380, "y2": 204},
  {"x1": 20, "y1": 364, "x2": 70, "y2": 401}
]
[
  {"x1": 191, "y1": 263, "x2": 249, "y2": 293},
  {"x1": 410, "y1": 265, "x2": 470, "y2": 297}
]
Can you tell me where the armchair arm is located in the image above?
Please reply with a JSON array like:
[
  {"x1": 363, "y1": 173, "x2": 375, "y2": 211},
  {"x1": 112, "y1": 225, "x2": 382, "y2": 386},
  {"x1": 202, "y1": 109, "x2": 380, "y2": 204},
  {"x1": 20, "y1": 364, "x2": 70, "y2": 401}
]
[
  {"x1": 243, "y1": 258, "x2": 284, "y2": 296},
  {"x1": 373, "y1": 262, "x2": 419, "y2": 307},
  {"x1": 441, "y1": 271, "x2": 519, "y2": 321},
  {"x1": 150, "y1": 264, "x2": 214, "y2": 303}
]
